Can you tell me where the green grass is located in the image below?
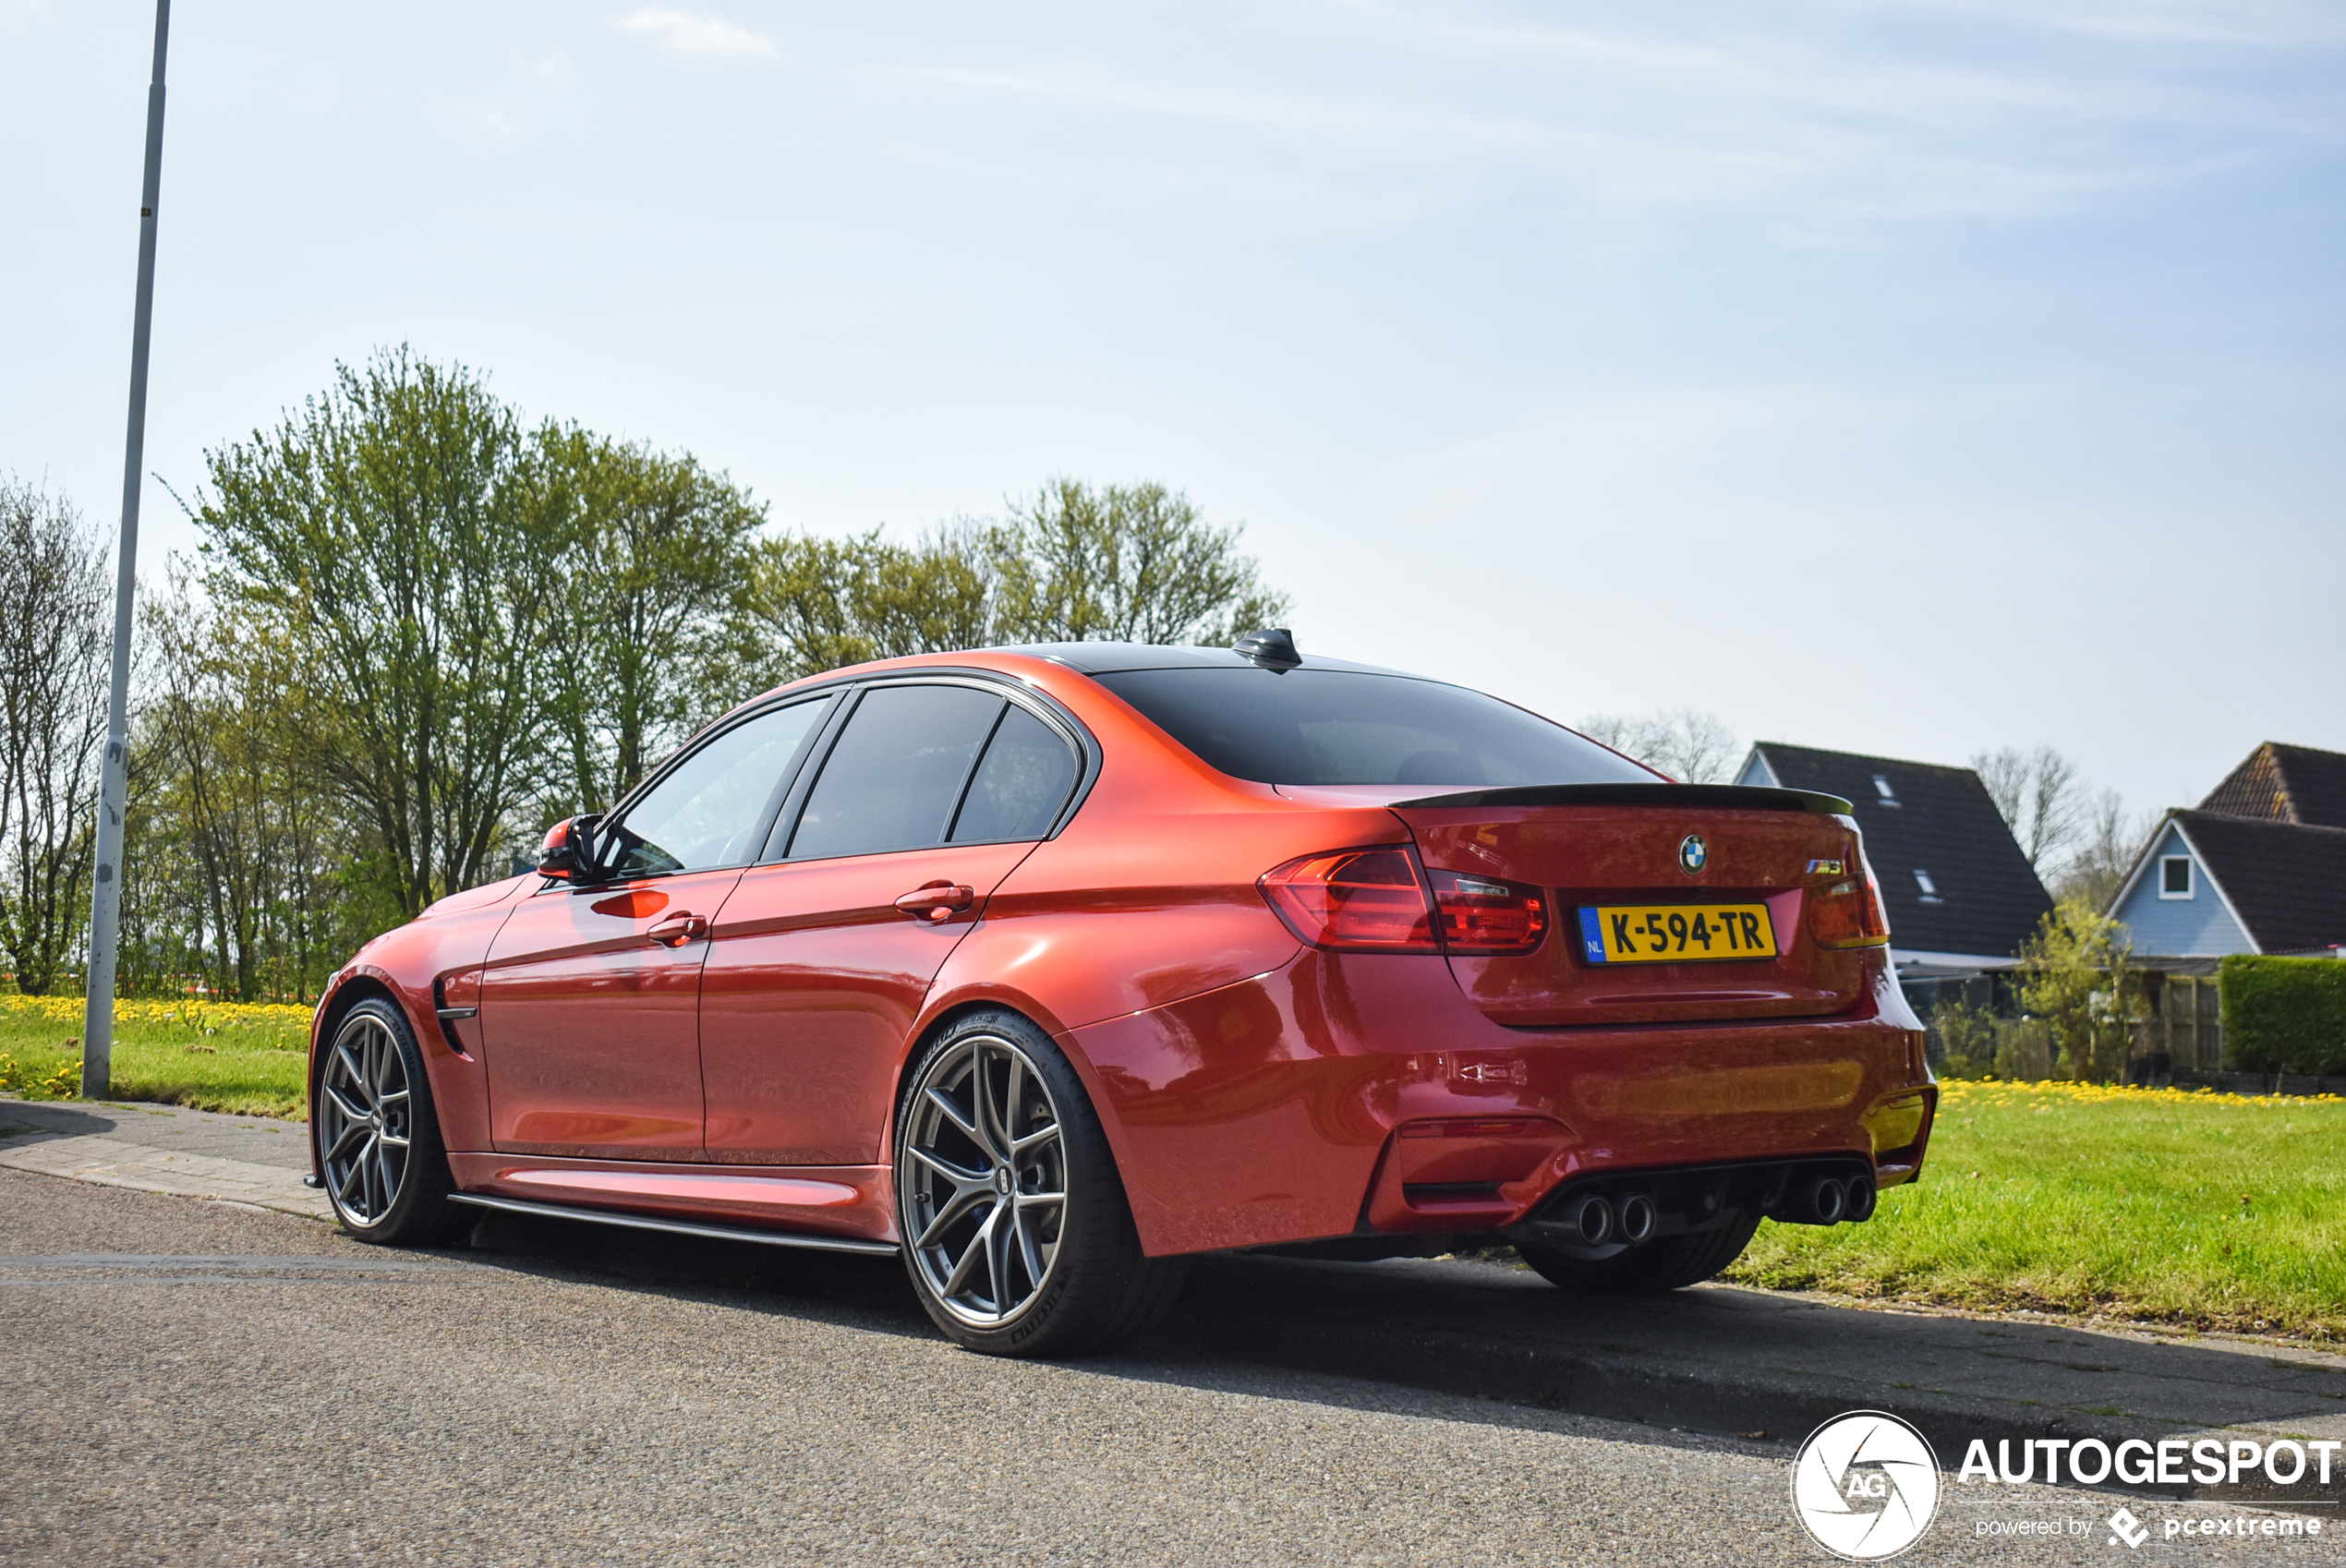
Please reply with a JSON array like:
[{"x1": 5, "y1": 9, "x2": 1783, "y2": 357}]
[
  {"x1": 1724, "y1": 1079, "x2": 2346, "y2": 1339},
  {"x1": 0, "y1": 994, "x2": 311, "y2": 1119}
]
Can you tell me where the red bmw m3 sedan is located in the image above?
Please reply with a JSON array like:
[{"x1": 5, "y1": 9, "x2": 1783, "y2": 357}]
[{"x1": 308, "y1": 633, "x2": 1935, "y2": 1355}]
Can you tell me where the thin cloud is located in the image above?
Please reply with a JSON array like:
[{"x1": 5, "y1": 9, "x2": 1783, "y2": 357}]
[
  {"x1": 900, "y1": 4, "x2": 2341, "y2": 233},
  {"x1": 617, "y1": 8, "x2": 776, "y2": 59}
]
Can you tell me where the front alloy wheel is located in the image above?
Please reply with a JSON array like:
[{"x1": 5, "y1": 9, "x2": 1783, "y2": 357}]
[
  {"x1": 313, "y1": 996, "x2": 465, "y2": 1246},
  {"x1": 319, "y1": 1007, "x2": 415, "y2": 1224}
]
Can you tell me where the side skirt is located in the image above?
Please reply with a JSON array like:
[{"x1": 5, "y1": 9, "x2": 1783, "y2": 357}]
[{"x1": 446, "y1": 1192, "x2": 901, "y2": 1257}]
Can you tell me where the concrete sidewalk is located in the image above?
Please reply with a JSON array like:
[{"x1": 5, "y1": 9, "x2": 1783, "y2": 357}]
[{"x1": 0, "y1": 1096, "x2": 327, "y2": 1222}]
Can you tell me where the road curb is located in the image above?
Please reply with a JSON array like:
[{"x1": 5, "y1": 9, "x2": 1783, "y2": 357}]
[{"x1": 1176, "y1": 1254, "x2": 2346, "y2": 1508}]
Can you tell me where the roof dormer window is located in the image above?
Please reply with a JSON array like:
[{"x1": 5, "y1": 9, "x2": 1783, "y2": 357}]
[
  {"x1": 1873, "y1": 774, "x2": 1900, "y2": 807},
  {"x1": 2159, "y1": 856, "x2": 2194, "y2": 899},
  {"x1": 1913, "y1": 868, "x2": 1942, "y2": 903}
]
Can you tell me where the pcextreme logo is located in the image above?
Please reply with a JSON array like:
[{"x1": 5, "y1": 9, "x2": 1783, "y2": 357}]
[{"x1": 1791, "y1": 1411, "x2": 1943, "y2": 1561}]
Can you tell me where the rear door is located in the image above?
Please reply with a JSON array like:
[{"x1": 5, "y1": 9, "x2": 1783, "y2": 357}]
[{"x1": 700, "y1": 681, "x2": 1085, "y2": 1165}]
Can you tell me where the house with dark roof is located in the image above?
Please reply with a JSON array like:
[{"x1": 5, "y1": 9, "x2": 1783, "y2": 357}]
[
  {"x1": 2108, "y1": 742, "x2": 2346, "y2": 959},
  {"x1": 2196, "y1": 741, "x2": 2346, "y2": 831},
  {"x1": 1735, "y1": 742, "x2": 2052, "y2": 972}
]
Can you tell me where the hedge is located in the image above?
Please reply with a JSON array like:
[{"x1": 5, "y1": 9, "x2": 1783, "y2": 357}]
[{"x1": 2221, "y1": 954, "x2": 2346, "y2": 1075}]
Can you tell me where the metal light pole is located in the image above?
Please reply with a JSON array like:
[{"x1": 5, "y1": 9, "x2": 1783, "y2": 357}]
[{"x1": 82, "y1": 0, "x2": 173, "y2": 1100}]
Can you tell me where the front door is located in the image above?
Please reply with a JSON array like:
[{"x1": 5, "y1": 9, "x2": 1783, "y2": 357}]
[
  {"x1": 479, "y1": 694, "x2": 838, "y2": 1159},
  {"x1": 701, "y1": 683, "x2": 1084, "y2": 1165}
]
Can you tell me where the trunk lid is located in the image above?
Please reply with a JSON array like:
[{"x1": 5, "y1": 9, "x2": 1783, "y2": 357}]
[{"x1": 1389, "y1": 783, "x2": 1875, "y2": 1027}]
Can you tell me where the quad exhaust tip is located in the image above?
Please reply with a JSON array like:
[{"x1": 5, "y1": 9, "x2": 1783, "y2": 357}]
[
  {"x1": 1559, "y1": 1193, "x2": 1614, "y2": 1247},
  {"x1": 1533, "y1": 1161, "x2": 1882, "y2": 1245},
  {"x1": 1555, "y1": 1191, "x2": 1657, "y2": 1248},
  {"x1": 1783, "y1": 1172, "x2": 1880, "y2": 1226},
  {"x1": 1797, "y1": 1175, "x2": 1847, "y2": 1226}
]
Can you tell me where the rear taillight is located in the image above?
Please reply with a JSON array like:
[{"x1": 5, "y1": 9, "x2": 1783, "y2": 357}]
[
  {"x1": 1260, "y1": 848, "x2": 1438, "y2": 952},
  {"x1": 1430, "y1": 870, "x2": 1548, "y2": 955},
  {"x1": 1260, "y1": 850, "x2": 1549, "y2": 955},
  {"x1": 1808, "y1": 862, "x2": 1891, "y2": 948}
]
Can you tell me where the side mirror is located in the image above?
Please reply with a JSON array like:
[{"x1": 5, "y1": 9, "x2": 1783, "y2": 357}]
[{"x1": 536, "y1": 814, "x2": 601, "y2": 882}]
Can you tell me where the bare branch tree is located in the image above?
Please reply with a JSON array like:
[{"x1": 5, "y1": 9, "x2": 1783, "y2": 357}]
[
  {"x1": 2049, "y1": 789, "x2": 2157, "y2": 911},
  {"x1": 1578, "y1": 708, "x2": 1740, "y2": 783},
  {"x1": 1971, "y1": 744, "x2": 2088, "y2": 869},
  {"x1": 0, "y1": 477, "x2": 112, "y2": 994}
]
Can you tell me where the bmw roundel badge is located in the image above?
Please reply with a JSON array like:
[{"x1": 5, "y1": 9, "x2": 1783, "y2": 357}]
[{"x1": 1678, "y1": 834, "x2": 1708, "y2": 874}]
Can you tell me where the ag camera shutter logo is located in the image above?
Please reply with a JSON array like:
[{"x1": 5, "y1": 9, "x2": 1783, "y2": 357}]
[{"x1": 1791, "y1": 1411, "x2": 1941, "y2": 1560}]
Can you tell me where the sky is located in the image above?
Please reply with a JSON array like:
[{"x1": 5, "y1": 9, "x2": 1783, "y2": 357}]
[{"x1": 5, "y1": 0, "x2": 2341, "y2": 824}]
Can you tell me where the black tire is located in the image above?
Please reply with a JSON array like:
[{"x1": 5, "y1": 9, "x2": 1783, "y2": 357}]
[
  {"x1": 312, "y1": 996, "x2": 468, "y2": 1247},
  {"x1": 895, "y1": 1009, "x2": 1185, "y2": 1357},
  {"x1": 1517, "y1": 1213, "x2": 1761, "y2": 1296}
]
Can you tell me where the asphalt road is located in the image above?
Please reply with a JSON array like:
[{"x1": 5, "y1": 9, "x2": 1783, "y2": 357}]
[{"x1": 0, "y1": 1168, "x2": 2328, "y2": 1567}]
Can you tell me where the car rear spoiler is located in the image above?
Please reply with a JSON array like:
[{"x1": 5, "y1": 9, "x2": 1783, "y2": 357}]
[{"x1": 1390, "y1": 782, "x2": 1856, "y2": 814}]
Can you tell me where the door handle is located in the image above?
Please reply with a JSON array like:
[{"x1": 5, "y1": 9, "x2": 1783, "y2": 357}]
[
  {"x1": 647, "y1": 911, "x2": 709, "y2": 947},
  {"x1": 893, "y1": 882, "x2": 975, "y2": 923}
]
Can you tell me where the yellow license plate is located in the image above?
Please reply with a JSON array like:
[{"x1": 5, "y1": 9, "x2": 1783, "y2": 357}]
[{"x1": 1577, "y1": 903, "x2": 1778, "y2": 964}]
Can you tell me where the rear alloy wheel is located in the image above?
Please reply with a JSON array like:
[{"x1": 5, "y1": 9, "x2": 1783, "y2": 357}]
[
  {"x1": 314, "y1": 997, "x2": 466, "y2": 1246},
  {"x1": 1517, "y1": 1213, "x2": 1762, "y2": 1296},
  {"x1": 896, "y1": 1010, "x2": 1183, "y2": 1356}
]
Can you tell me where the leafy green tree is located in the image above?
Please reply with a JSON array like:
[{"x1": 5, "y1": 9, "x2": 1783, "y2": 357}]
[
  {"x1": 137, "y1": 579, "x2": 351, "y2": 1001},
  {"x1": 1928, "y1": 994, "x2": 1999, "y2": 1079},
  {"x1": 988, "y1": 479, "x2": 1287, "y2": 646},
  {"x1": 191, "y1": 348, "x2": 574, "y2": 920},
  {"x1": 539, "y1": 431, "x2": 764, "y2": 816},
  {"x1": 2016, "y1": 896, "x2": 2143, "y2": 1083},
  {"x1": 733, "y1": 525, "x2": 993, "y2": 686},
  {"x1": 735, "y1": 480, "x2": 1287, "y2": 687}
]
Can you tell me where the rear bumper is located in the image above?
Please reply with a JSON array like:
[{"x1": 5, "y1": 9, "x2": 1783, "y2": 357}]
[{"x1": 1060, "y1": 946, "x2": 1932, "y2": 1258}]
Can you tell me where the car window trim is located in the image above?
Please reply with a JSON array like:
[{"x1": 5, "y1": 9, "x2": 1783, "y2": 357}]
[
  {"x1": 776, "y1": 683, "x2": 1007, "y2": 862},
  {"x1": 761, "y1": 671, "x2": 1099, "y2": 864},
  {"x1": 583, "y1": 691, "x2": 844, "y2": 887},
  {"x1": 939, "y1": 700, "x2": 1015, "y2": 846}
]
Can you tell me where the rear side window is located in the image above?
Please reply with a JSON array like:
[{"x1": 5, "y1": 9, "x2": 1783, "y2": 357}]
[
  {"x1": 786, "y1": 685, "x2": 1004, "y2": 860},
  {"x1": 950, "y1": 706, "x2": 1080, "y2": 843},
  {"x1": 1093, "y1": 668, "x2": 1655, "y2": 788}
]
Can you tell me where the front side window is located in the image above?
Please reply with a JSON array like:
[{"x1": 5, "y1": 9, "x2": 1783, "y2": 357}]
[
  {"x1": 2160, "y1": 856, "x2": 2195, "y2": 899},
  {"x1": 601, "y1": 698, "x2": 834, "y2": 878},
  {"x1": 786, "y1": 684, "x2": 1005, "y2": 860},
  {"x1": 1091, "y1": 668, "x2": 1655, "y2": 788}
]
